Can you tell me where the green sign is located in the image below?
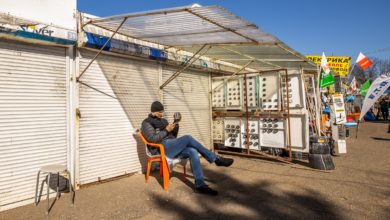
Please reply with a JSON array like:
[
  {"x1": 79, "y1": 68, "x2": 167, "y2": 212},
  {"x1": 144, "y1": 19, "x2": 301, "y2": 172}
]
[{"x1": 319, "y1": 68, "x2": 335, "y2": 88}]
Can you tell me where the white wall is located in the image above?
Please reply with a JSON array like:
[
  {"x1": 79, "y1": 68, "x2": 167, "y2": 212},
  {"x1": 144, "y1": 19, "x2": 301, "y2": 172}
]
[{"x1": 0, "y1": 0, "x2": 76, "y2": 30}]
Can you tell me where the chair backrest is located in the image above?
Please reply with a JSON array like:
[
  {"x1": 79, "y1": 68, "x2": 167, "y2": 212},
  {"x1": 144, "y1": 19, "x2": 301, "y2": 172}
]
[{"x1": 137, "y1": 131, "x2": 160, "y2": 158}]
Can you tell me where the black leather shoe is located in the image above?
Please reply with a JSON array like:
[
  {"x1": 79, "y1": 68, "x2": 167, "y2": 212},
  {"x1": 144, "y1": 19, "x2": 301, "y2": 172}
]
[
  {"x1": 194, "y1": 185, "x2": 218, "y2": 196},
  {"x1": 215, "y1": 157, "x2": 234, "y2": 167}
]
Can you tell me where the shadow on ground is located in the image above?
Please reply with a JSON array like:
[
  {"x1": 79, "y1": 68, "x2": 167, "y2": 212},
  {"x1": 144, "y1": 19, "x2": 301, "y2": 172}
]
[
  {"x1": 364, "y1": 120, "x2": 390, "y2": 124},
  {"x1": 371, "y1": 137, "x2": 390, "y2": 141},
  {"x1": 148, "y1": 167, "x2": 343, "y2": 220}
]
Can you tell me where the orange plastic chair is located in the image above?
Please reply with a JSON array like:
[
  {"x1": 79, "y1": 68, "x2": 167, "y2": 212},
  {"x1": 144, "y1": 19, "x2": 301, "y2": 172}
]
[{"x1": 137, "y1": 131, "x2": 187, "y2": 190}]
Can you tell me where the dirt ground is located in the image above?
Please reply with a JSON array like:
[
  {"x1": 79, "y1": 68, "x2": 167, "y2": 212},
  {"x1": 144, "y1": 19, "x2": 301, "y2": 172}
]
[{"x1": 1, "y1": 121, "x2": 389, "y2": 220}]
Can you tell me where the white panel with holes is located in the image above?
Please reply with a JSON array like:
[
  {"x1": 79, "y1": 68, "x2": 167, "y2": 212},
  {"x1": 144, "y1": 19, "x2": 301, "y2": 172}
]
[
  {"x1": 226, "y1": 78, "x2": 242, "y2": 110},
  {"x1": 259, "y1": 118, "x2": 286, "y2": 148},
  {"x1": 223, "y1": 119, "x2": 241, "y2": 148},
  {"x1": 282, "y1": 75, "x2": 303, "y2": 109},
  {"x1": 212, "y1": 119, "x2": 224, "y2": 141},
  {"x1": 211, "y1": 78, "x2": 225, "y2": 109},
  {"x1": 240, "y1": 119, "x2": 260, "y2": 150},
  {"x1": 259, "y1": 74, "x2": 280, "y2": 111},
  {"x1": 243, "y1": 74, "x2": 259, "y2": 109}
]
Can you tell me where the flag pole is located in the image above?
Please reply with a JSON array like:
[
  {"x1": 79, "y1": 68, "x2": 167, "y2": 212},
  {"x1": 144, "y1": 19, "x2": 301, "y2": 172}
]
[
  {"x1": 316, "y1": 64, "x2": 322, "y2": 136},
  {"x1": 348, "y1": 63, "x2": 357, "y2": 83}
]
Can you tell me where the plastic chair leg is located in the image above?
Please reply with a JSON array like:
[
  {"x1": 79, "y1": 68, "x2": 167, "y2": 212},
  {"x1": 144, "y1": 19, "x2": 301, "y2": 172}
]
[
  {"x1": 146, "y1": 161, "x2": 152, "y2": 182},
  {"x1": 162, "y1": 161, "x2": 170, "y2": 190},
  {"x1": 183, "y1": 166, "x2": 187, "y2": 178}
]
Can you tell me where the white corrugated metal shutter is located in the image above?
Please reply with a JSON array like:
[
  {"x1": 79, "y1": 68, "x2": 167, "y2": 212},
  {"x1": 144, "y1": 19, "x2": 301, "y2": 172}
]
[
  {"x1": 78, "y1": 50, "x2": 159, "y2": 185},
  {"x1": 0, "y1": 40, "x2": 67, "y2": 211},
  {"x1": 162, "y1": 67, "x2": 211, "y2": 148}
]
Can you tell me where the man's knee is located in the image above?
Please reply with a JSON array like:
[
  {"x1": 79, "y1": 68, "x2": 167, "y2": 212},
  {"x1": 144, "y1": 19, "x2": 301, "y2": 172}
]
[
  {"x1": 183, "y1": 134, "x2": 193, "y2": 140},
  {"x1": 187, "y1": 147, "x2": 199, "y2": 156},
  {"x1": 181, "y1": 135, "x2": 194, "y2": 143}
]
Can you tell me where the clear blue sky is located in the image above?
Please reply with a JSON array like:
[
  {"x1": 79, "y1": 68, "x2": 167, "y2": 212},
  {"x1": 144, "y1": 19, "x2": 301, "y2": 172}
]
[{"x1": 78, "y1": 0, "x2": 390, "y2": 60}]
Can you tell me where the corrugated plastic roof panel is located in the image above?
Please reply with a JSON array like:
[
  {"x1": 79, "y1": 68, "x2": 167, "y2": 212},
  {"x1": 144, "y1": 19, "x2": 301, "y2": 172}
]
[{"x1": 84, "y1": 4, "x2": 316, "y2": 71}]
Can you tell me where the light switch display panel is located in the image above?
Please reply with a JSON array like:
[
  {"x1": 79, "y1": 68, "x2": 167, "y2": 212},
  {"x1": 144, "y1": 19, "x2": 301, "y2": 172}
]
[
  {"x1": 282, "y1": 75, "x2": 303, "y2": 109},
  {"x1": 212, "y1": 119, "x2": 224, "y2": 141},
  {"x1": 226, "y1": 78, "x2": 242, "y2": 109},
  {"x1": 259, "y1": 118, "x2": 286, "y2": 148},
  {"x1": 259, "y1": 74, "x2": 280, "y2": 111},
  {"x1": 212, "y1": 78, "x2": 225, "y2": 108},
  {"x1": 240, "y1": 119, "x2": 260, "y2": 150},
  {"x1": 224, "y1": 119, "x2": 241, "y2": 148},
  {"x1": 243, "y1": 74, "x2": 259, "y2": 109}
]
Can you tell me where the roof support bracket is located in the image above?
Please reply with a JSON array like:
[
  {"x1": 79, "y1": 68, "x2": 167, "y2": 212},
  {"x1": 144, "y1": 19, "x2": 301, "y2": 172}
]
[
  {"x1": 159, "y1": 44, "x2": 211, "y2": 89},
  {"x1": 77, "y1": 17, "x2": 128, "y2": 81}
]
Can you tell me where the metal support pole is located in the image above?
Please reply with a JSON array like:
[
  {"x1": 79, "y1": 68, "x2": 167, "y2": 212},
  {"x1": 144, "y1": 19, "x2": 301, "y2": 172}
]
[
  {"x1": 244, "y1": 73, "x2": 250, "y2": 154},
  {"x1": 77, "y1": 17, "x2": 128, "y2": 81},
  {"x1": 283, "y1": 69, "x2": 293, "y2": 161},
  {"x1": 159, "y1": 44, "x2": 210, "y2": 89}
]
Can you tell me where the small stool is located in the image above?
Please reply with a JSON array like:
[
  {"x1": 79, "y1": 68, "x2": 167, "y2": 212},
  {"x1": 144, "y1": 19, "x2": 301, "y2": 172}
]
[{"x1": 34, "y1": 165, "x2": 74, "y2": 214}]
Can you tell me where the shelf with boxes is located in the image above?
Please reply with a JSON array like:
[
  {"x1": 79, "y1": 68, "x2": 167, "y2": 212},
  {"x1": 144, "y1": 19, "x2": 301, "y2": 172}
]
[
  {"x1": 211, "y1": 72, "x2": 305, "y2": 112},
  {"x1": 211, "y1": 71, "x2": 304, "y2": 112},
  {"x1": 213, "y1": 117, "x2": 288, "y2": 150},
  {"x1": 211, "y1": 69, "x2": 310, "y2": 161}
]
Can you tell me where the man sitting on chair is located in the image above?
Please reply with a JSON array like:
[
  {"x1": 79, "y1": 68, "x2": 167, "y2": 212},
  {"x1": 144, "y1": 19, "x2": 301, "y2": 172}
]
[{"x1": 141, "y1": 101, "x2": 234, "y2": 196}]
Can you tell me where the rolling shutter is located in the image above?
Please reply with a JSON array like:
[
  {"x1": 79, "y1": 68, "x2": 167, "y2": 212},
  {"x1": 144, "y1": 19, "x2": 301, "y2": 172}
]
[
  {"x1": 0, "y1": 40, "x2": 67, "y2": 211},
  {"x1": 78, "y1": 50, "x2": 159, "y2": 184},
  {"x1": 162, "y1": 67, "x2": 211, "y2": 148}
]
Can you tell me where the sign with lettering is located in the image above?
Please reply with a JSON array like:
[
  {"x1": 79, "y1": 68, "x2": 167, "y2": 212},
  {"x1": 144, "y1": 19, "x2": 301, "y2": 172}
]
[
  {"x1": 306, "y1": 55, "x2": 351, "y2": 77},
  {"x1": 332, "y1": 94, "x2": 347, "y2": 124}
]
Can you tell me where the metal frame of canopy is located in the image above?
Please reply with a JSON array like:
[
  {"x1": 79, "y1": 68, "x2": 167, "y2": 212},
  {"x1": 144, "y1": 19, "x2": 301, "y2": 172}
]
[
  {"x1": 77, "y1": 4, "x2": 320, "y2": 163},
  {"x1": 78, "y1": 4, "x2": 316, "y2": 84}
]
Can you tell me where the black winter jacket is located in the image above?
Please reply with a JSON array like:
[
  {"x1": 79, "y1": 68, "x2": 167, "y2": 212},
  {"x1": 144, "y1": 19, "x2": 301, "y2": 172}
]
[{"x1": 141, "y1": 114, "x2": 179, "y2": 154}]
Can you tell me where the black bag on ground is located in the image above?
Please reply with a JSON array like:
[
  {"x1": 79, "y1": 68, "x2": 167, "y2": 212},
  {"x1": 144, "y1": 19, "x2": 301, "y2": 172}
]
[
  {"x1": 309, "y1": 142, "x2": 331, "y2": 154},
  {"x1": 308, "y1": 154, "x2": 335, "y2": 170}
]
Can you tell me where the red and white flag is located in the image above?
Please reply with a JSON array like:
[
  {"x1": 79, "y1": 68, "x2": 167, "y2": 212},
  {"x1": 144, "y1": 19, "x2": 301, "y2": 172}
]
[{"x1": 356, "y1": 52, "x2": 373, "y2": 70}]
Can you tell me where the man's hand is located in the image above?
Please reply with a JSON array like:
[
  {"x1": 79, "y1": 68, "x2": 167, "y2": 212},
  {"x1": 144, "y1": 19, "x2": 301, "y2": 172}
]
[{"x1": 165, "y1": 123, "x2": 176, "y2": 132}]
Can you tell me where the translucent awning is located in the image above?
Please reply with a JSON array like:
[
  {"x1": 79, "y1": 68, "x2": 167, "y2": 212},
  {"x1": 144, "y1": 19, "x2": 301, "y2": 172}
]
[{"x1": 82, "y1": 4, "x2": 316, "y2": 71}]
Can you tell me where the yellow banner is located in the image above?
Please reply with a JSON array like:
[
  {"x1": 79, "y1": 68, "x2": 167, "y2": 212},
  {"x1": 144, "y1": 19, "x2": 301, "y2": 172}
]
[{"x1": 306, "y1": 55, "x2": 351, "y2": 77}]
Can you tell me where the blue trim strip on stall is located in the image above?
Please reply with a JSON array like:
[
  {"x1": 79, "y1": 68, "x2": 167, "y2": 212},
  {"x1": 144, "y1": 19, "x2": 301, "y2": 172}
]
[{"x1": 84, "y1": 32, "x2": 168, "y2": 61}]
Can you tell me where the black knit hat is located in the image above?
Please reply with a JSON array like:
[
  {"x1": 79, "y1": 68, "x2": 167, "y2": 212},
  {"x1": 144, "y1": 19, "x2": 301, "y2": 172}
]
[{"x1": 151, "y1": 101, "x2": 164, "y2": 112}]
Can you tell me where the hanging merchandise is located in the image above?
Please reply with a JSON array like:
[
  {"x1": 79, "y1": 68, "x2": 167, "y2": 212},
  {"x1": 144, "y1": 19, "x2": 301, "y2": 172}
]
[
  {"x1": 347, "y1": 77, "x2": 357, "y2": 95},
  {"x1": 320, "y1": 53, "x2": 336, "y2": 88},
  {"x1": 332, "y1": 94, "x2": 347, "y2": 124}
]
